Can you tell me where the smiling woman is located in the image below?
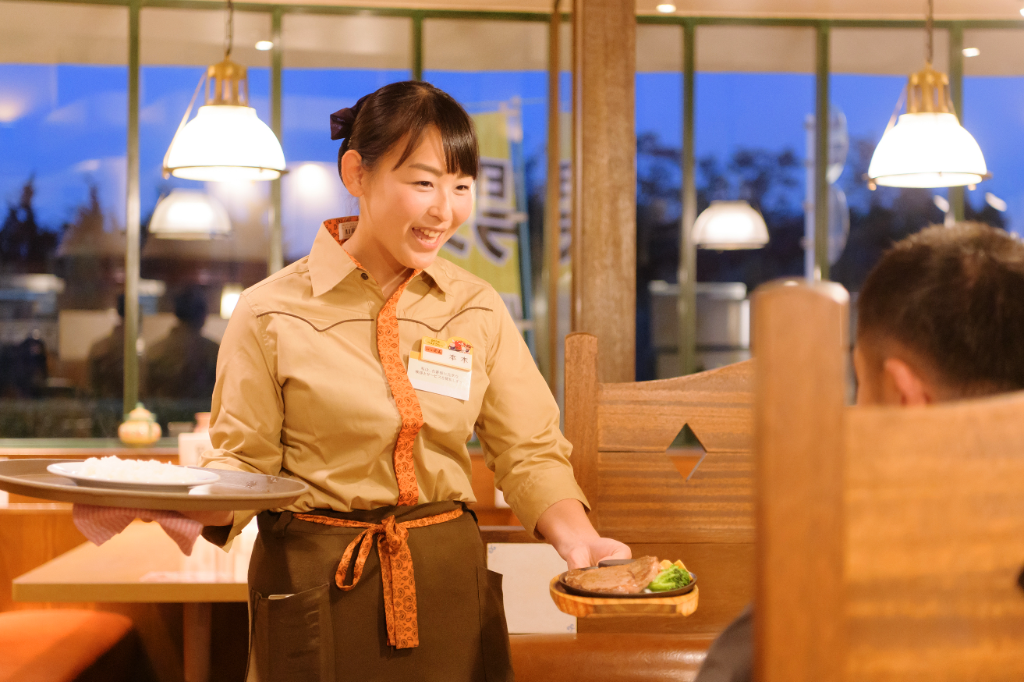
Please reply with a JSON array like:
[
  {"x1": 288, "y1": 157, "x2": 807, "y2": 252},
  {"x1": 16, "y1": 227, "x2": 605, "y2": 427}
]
[{"x1": 194, "y1": 79, "x2": 629, "y2": 681}]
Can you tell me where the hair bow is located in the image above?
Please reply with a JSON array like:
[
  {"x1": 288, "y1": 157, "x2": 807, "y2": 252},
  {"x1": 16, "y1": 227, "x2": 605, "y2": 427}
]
[{"x1": 329, "y1": 94, "x2": 370, "y2": 141}]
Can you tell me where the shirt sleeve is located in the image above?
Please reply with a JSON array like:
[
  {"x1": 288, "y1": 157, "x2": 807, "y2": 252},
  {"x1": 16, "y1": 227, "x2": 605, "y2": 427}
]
[
  {"x1": 199, "y1": 294, "x2": 285, "y2": 547},
  {"x1": 474, "y1": 290, "x2": 590, "y2": 538}
]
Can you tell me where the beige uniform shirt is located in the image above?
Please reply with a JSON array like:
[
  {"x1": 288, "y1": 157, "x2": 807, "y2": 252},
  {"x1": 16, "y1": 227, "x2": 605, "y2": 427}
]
[{"x1": 202, "y1": 220, "x2": 588, "y2": 542}]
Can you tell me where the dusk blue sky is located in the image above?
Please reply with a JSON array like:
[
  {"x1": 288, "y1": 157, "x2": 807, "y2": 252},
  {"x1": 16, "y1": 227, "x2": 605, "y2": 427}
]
[{"x1": 2, "y1": 64, "x2": 1021, "y2": 260}]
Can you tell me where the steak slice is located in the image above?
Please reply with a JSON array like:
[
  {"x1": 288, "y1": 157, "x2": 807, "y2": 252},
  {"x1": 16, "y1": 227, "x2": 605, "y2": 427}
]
[{"x1": 563, "y1": 556, "x2": 662, "y2": 594}]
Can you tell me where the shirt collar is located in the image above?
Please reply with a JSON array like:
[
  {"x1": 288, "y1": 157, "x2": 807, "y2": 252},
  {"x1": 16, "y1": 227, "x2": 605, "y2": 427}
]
[
  {"x1": 309, "y1": 220, "x2": 358, "y2": 298},
  {"x1": 308, "y1": 218, "x2": 452, "y2": 298}
]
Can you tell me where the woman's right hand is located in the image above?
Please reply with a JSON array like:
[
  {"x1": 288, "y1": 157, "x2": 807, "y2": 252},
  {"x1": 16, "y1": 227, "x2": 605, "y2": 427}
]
[{"x1": 181, "y1": 510, "x2": 233, "y2": 527}]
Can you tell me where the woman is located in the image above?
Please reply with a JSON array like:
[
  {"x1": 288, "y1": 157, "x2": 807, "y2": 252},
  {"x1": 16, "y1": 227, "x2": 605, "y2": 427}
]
[{"x1": 195, "y1": 81, "x2": 629, "y2": 681}]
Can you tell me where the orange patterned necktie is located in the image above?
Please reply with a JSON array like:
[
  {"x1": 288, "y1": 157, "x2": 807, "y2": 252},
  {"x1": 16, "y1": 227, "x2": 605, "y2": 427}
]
[
  {"x1": 294, "y1": 508, "x2": 464, "y2": 648},
  {"x1": 313, "y1": 220, "x2": 458, "y2": 648},
  {"x1": 324, "y1": 219, "x2": 423, "y2": 506}
]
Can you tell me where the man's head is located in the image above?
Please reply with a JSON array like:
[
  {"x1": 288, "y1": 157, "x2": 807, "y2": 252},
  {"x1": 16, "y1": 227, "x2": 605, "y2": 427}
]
[
  {"x1": 855, "y1": 222, "x2": 1024, "y2": 406},
  {"x1": 174, "y1": 288, "x2": 208, "y2": 329}
]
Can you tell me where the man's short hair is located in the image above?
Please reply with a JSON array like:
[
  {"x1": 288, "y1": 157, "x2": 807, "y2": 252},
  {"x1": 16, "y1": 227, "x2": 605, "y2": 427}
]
[
  {"x1": 173, "y1": 288, "x2": 208, "y2": 328},
  {"x1": 857, "y1": 222, "x2": 1024, "y2": 394}
]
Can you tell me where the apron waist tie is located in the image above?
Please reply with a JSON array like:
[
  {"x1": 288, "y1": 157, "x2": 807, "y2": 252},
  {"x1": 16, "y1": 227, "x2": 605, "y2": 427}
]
[{"x1": 293, "y1": 507, "x2": 463, "y2": 649}]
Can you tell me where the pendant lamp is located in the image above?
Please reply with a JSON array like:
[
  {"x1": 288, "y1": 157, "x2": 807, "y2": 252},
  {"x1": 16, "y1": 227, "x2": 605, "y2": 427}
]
[
  {"x1": 149, "y1": 189, "x2": 231, "y2": 240},
  {"x1": 692, "y1": 200, "x2": 769, "y2": 250},
  {"x1": 866, "y1": 0, "x2": 987, "y2": 189},
  {"x1": 163, "y1": 0, "x2": 285, "y2": 182}
]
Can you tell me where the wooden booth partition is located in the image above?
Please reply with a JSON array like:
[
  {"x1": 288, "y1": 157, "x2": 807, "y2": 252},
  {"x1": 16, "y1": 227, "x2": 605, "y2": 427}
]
[
  {"x1": 754, "y1": 280, "x2": 1024, "y2": 682},
  {"x1": 564, "y1": 332, "x2": 755, "y2": 637}
]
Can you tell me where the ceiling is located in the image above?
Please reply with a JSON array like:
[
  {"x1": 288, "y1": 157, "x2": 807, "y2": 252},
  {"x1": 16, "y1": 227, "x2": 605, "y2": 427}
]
[{"x1": 225, "y1": 0, "x2": 1024, "y2": 21}]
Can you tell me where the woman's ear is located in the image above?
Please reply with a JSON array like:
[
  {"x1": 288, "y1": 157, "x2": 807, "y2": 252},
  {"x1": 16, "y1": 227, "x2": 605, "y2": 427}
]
[
  {"x1": 340, "y1": 150, "x2": 367, "y2": 197},
  {"x1": 881, "y1": 357, "x2": 933, "y2": 406}
]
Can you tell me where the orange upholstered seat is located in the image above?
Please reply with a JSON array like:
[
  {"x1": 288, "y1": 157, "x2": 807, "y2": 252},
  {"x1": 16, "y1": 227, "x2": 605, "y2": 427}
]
[{"x1": 0, "y1": 610, "x2": 134, "y2": 682}]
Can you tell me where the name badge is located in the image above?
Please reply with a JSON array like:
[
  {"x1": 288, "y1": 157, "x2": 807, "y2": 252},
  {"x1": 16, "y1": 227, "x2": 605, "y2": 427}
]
[{"x1": 408, "y1": 336, "x2": 473, "y2": 401}]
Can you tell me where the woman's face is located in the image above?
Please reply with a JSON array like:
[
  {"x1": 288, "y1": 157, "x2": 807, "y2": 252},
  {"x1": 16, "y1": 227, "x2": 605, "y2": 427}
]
[{"x1": 345, "y1": 126, "x2": 475, "y2": 271}]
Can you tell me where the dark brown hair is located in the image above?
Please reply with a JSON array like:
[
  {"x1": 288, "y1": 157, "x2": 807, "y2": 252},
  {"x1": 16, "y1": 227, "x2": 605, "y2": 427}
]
[
  {"x1": 858, "y1": 222, "x2": 1024, "y2": 394},
  {"x1": 337, "y1": 81, "x2": 478, "y2": 184}
]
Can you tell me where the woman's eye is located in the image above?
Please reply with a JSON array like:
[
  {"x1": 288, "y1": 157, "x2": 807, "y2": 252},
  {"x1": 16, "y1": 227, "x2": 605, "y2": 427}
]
[{"x1": 416, "y1": 181, "x2": 433, "y2": 188}]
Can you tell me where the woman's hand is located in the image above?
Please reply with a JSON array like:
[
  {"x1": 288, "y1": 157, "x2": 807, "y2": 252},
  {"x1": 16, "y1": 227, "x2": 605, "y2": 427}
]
[
  {"x1": 557, "y1": 536, "x2": 632, "y2": 570},
  {"x1": 181, "y1": 510, "x2": 234, "y2": 527},
  {"x1": 535, "y1": 498, "x2": 631, "y2": 570}
]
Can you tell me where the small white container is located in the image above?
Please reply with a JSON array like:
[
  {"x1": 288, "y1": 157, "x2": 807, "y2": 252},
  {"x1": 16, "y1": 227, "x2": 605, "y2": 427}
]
[{"x1": 178, "y1": 432, "x2": 213, "y2": 467}]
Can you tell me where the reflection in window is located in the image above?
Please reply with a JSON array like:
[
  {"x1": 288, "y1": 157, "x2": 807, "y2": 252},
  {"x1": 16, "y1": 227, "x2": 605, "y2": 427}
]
[
  {"x1": 138, "y1": 8, "x2": 273, "y2": 429},
  {"x1": 635, "y1": 24, "x2": 683, "y2": 380},
  {"x1": 693, "y1": 26, "x2": 814, "y2": 292},
  {"x1": 962, "y1": 29, "x2": 1024, "y2": 237},
  {"x1": 0, "y1": 4, "x2": 129, "y2": 436},
  {"x1": 423, "y1": 19, "x2": 553, "y2": 342},
  {"x1": 828, "y1": 26, "x2": 953, "y2": 295},
  {"x1": 281, "y1": 14, "x2": 412, "y2": 261}
]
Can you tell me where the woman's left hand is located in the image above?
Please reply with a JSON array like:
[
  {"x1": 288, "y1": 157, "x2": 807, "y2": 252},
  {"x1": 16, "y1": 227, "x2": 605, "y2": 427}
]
[
  {"x1": 535, "y1": 498, "x2": 632, "y2": 570},
  {"x1": 558, "y1": 536, "x2": 632, "y2": 570}
]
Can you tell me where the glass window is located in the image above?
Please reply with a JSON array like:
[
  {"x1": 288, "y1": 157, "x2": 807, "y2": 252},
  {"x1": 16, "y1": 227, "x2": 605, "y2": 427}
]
[
  {"x1": 686, "y1": 26, "x2": 814, "y2": 374},
  {"x1": 423, "y1": 19, "x2": 549, "y2": 348},
  {"x1": 963, "y1": 29, "x2": 1024, "y2": 235},
  {"x1": 139, "y1": 7, "x2": 273, "y2": 429},
  {"x1": 281, "y1": 14, "x2": 412, "y2": 262},
  {"x1": 0, "y1": 2, "x2": 128, "y2": 436},
  {"x1": 636, "y1": 23, "x2": 683, "y2": 380},
  {"x1": 829, "y1": 27, "x2": 951, "y2": 293}
]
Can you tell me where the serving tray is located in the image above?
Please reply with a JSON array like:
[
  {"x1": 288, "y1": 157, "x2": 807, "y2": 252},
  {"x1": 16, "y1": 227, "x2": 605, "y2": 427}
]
[
  {"x1": 0, "y1": 459, "x2": 308, "y2": 512},
  {"x1": 550, "y1": 578, "x2": 699, "y2": 618}
]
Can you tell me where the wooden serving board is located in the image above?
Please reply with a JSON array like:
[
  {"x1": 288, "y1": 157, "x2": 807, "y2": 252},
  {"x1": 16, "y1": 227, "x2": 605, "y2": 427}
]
[{"x1": 549, "y1": 578, "x2": 699, "y2": 617}]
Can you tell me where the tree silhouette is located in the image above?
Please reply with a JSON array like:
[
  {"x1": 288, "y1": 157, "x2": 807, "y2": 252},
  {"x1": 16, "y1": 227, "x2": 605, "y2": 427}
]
[{"x1": 0, "y1": 176, "x2": 62, "y2": 273}]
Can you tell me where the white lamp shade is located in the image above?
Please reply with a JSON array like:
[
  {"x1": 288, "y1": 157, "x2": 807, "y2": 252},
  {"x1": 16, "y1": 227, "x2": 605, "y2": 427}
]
[
  {"x1": 867, "y1": 112, "x2": 987, "y2": 188},
  {"x1": 693, "y1": 200, "x2": 769, "y2": 250},
  {"x1": 165, "y1": 105, "x2": 286, "y2": 182},
  {"x1": 149, "y1": 189, "x2": 232, "y2": 240}
]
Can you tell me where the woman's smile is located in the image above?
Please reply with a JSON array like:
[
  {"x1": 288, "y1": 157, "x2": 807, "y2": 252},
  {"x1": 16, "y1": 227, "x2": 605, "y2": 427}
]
[{"x1": 411, "y1": 225, "x2": 449, "y2": 248}]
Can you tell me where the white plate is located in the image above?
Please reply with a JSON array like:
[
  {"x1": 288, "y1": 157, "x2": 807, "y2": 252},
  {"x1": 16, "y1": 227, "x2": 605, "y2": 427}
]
[{"x1": 46, "y1": 462, "x2": 220, "y2": 492}]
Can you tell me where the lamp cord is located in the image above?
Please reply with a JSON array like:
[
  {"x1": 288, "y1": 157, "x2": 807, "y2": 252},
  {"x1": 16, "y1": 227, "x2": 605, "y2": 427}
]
[
  {"x1": 925, "y1": 0, "x2": 933, "y2": 64},
  {"x1": 225, "y1": 0, "x2": 234, "y2": 57}
]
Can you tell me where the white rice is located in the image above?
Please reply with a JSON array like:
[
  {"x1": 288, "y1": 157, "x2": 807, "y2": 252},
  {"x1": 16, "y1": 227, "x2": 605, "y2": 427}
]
[{"x1": 78, "y1": 455, "x2": 205, "y2": 484}]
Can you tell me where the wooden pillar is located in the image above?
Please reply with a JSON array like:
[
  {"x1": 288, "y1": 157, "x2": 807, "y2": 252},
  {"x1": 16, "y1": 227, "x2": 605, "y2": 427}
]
[{"x1": 570, "y1": 0, "x2": 636, "y2": 383}]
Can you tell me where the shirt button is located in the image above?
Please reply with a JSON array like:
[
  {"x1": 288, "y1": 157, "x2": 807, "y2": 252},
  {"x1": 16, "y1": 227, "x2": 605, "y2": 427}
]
[{"x1": 361, "y1": 273, "x2": 369, "y2": 280}]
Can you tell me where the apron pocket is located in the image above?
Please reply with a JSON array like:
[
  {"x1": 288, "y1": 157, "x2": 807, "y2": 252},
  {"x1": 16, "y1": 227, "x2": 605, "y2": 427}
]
[
  {"x1": 477, "y1": 568, "x2": 514, "y2": 682},
  {"x1": 249, "y1": 583, "x2": 335, "y2": 682}
]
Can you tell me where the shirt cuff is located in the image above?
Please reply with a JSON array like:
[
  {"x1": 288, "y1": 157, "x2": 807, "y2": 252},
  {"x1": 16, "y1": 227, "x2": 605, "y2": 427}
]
[
  {"x1": 200, "y1": 510, "x2": 257, "y2": 551},
  {"x1": 503, "y1": 467, "x2": 591, "y2": 539},
  {"x1": 197, "y1": 459, "x2": 260, "y2": 550}
]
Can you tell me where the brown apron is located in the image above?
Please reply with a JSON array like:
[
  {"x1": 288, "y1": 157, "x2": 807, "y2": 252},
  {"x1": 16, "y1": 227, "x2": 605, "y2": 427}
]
[{"x1": 245, "y1": 501, "x2": 514, "y2": 682}]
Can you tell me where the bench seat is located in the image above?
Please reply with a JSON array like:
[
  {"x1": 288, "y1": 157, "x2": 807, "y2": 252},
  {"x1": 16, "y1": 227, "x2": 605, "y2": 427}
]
[
  {"x1": 0, "y1": 610, "x2": 134, "y2": 682},
  {"x1": 510, "y1": 633, "x2": 715, "y2": 682}
]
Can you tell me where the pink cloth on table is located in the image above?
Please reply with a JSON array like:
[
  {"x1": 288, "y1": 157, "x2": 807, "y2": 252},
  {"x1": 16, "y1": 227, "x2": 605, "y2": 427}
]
[{"x1": 72, "y1": 504, "x2": 203, "y2": 555}]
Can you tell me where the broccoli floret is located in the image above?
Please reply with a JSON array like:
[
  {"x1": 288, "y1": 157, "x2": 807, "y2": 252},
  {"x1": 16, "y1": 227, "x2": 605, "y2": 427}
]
[{"x1": 647, "y1": 566, "x2": 692, "y2": 592}]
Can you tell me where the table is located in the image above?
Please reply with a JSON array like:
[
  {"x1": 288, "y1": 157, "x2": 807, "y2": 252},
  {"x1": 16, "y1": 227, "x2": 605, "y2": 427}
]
[{"x1": 13, "y1": 520, "x2": 254, "y2": 682}]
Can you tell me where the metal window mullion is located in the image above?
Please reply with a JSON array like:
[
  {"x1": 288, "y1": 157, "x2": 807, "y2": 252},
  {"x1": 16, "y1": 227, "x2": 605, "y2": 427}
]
[
  {"x1": 124, "y1": 0, "x2": 141, "y2": 414},
  {"x1": 678, "y1": 20, "x2": 696, "y2": 376},
  {"x1": 412, "y1": 12, "x2": 424, "y2": 80},
  {"x1": 814, "y1": 22, "x2": 830, "y2": 280},
  {"x1": 949, "y1": 22, "x2": 965, "y2": 222},
  {"x1": 269, "y1": 8, "x2": 283, "y2": 275},
  {"x1": 543, "y1": 0, "x2": 562, "y2": 389}
]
